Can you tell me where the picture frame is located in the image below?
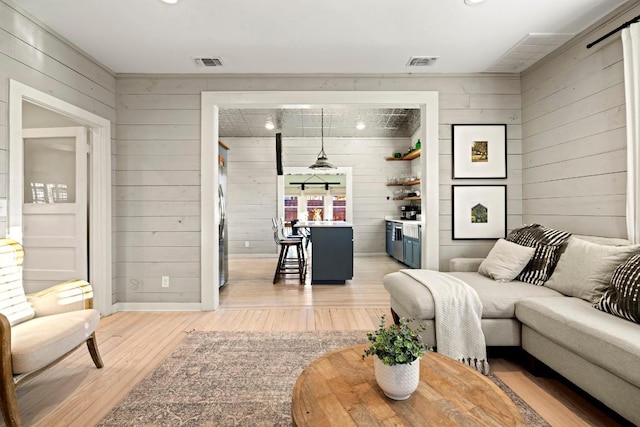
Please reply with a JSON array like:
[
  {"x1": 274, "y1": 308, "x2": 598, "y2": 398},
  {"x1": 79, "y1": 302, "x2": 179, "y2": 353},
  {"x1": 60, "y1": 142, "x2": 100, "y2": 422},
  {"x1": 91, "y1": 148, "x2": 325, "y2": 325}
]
[
  {"x1": 452, "y1": 124, "x2": 507, "y2": 179},
  {"x1": 452, "y1": 185, "x2": 506, "y2": 240}
]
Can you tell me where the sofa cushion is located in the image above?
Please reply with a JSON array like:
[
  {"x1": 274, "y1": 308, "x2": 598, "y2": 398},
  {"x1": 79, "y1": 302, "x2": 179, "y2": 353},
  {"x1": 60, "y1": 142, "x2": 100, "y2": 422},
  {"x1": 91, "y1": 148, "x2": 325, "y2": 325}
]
[
  {"x1": 516, "y1": 297, "x2": 640, "y2": 389},
  {"x1": 573, "y1": 235, "x2": 631, "y2": 246},
  {"x1": 506, "y1": 224, "x2": 572, "y2": 286},
  {"x1": 595, "y1": 253, "x2": 640, "y2": 324},
  {"x1": 478, "y1": 239, "x2": 535, "y2": 282},
  {"x1": 544, "y1": 237, "x2": 640, "y2": 303},
  {"x1": 10, "y1": 309, "x2": 100, "y2": 374},
  {"x1": 383, "y1": 271, "x2": 563, "y2": 320},
  {"x1": 449, "y1": 272, "x2": 564, "y2": 317}
]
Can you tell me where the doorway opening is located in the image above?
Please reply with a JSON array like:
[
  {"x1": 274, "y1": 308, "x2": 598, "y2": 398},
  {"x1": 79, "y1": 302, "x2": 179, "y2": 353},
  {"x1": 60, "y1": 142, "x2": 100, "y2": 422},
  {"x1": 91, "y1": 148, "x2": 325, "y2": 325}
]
[
  {"x1": 201, "y1": 91, "x2": 439, "y2": 311},
  {"x1": 8, "y1": 80, "x2": 113, "y2": 315}
]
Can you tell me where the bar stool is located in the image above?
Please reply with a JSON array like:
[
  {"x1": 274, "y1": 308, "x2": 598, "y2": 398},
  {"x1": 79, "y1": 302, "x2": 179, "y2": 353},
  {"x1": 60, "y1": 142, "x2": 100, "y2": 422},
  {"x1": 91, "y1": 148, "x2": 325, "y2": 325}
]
[{"x1": 272, "y1": 225, "x2": 306, "y2": 284}]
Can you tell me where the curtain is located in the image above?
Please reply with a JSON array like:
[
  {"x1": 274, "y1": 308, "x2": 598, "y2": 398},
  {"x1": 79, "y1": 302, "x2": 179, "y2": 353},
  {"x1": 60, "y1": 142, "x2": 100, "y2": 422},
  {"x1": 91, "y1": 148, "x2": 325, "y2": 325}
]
[{"x1": 624, "y1": 23, "x2": 640, "y2": 244}]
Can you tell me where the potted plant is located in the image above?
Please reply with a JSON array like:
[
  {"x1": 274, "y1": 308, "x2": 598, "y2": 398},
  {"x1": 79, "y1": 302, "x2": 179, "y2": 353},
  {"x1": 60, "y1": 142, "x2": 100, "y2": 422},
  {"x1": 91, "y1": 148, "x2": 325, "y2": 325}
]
[{"x1": 363, "y1": 315, "x2": 431, "y2": 400}]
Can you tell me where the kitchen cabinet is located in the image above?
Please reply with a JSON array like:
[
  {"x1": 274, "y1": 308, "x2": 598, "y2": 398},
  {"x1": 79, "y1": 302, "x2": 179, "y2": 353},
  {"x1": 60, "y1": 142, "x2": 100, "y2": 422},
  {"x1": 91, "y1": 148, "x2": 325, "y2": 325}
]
[
  {"x1": 403, "y1": 236, "x2": 421, "y2": 269},
  {"x1": 385, "y1": 221, "x2": 394, "y2": 256},
  {"x1": 385, "y1": 220, "x2": 420, "y2": 268},
  {"x1": 388, "y1": 222, "x2": 404, "y2": 262},
  {"x1": 298, "y1": 222, "x2": 353, "y2": 284}
]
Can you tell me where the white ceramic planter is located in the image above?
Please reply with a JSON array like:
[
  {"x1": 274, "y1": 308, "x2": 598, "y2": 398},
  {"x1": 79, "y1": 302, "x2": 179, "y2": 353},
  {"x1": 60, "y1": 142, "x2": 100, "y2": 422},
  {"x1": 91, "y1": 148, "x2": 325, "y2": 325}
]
[{"x1": 373, "y1": 357, "x2": 420, "y2": 400}]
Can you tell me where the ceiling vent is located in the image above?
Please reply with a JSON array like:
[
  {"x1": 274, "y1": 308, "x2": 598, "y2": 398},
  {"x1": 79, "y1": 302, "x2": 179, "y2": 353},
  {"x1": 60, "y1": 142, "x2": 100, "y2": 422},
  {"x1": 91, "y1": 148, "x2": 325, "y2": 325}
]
[
  {"x1": 194, "y1": 57, "x2": 222, "y2": 67},
  {"x1": 486, "y1": 33, "x2": 574, "y2": 73},
  {"x1": 406, "y1": 56, "x2": 439, "y2": 67}
]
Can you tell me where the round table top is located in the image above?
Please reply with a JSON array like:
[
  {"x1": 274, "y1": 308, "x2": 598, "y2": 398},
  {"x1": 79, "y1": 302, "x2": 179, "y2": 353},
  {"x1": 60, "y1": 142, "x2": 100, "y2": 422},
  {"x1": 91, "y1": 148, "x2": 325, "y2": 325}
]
[{"x1": 291, "y1": 344, "x2": 525, "y2": 427}]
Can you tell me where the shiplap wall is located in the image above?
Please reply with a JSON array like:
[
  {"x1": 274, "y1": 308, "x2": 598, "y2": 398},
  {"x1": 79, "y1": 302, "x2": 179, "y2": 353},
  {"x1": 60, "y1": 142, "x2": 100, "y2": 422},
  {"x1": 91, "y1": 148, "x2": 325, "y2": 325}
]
[
  {"x1": 222, "y1": 136, "x2": 412, "y2": 255},
  {"x1": 520, "y1": 3, "x2": 640, "y2": 238},
  {"x1": 0, "y1": 1, "x2": 117, "y2": 300},
  {"x1": 3, "y1": 0, "x2": 634, "y2": 303},
  {"x1": 117, "y1": 74, "x2": 523, "y2": 299}
]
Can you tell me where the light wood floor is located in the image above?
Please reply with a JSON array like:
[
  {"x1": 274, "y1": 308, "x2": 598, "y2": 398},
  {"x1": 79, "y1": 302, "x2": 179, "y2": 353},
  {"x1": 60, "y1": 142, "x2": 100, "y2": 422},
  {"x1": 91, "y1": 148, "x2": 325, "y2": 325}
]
[{"x1": 7, "y1": 255, "x2": 626, "y2": 426}]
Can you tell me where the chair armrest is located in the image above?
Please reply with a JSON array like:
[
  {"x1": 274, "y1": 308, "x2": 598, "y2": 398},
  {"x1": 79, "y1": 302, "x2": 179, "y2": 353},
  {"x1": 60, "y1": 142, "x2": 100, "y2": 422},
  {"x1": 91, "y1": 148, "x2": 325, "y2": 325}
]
[
  {"x1": 0, "y1": 313, "x2": 10, "y2": 357},
  {"x1": 0, "y1": 313, "x2": 12, "y2": 385},
  {"x1": 27, "y1": 279, "x2": 94, "y2": 317},
  {"x1": 449, "y1": 258, "x2": 485, "y2": 272}
]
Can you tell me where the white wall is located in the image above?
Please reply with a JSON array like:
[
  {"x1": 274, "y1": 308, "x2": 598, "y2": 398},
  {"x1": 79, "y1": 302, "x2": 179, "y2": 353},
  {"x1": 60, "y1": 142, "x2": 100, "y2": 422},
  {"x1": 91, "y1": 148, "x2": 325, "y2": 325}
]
[
  {"x1": 0, "y1": 0, "x2": 117, "y2": 300},
  {"x1": 3, "y1": 0, "x2": 635, "y2": 304},
  {"x1": 223, "y1": 136, "x2": 412, "y2": 255},
  {"x1": 117, "y1": 74, "x2": 523, "y2": 300},
  {"x1": 520, "y1": 3, "x2": 640, "y2": 238}
]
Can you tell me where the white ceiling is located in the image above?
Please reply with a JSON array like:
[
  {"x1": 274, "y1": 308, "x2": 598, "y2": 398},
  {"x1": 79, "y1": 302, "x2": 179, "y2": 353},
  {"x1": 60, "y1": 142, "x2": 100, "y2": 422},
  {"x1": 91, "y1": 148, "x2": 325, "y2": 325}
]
[
  {"x1": 220, "y1": 108, "x2": 421, "y2": 138},
  {"x1": 12, "y1": 0, "x2": 632, "y2": 75}
]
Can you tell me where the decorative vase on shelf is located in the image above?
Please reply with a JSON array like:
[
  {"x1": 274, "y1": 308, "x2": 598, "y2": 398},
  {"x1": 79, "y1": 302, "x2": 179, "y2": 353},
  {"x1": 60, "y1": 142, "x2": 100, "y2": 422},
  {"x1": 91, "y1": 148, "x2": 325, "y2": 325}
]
[{"x1": 373, "y1": 356, "x2": 420, "y2": 400}]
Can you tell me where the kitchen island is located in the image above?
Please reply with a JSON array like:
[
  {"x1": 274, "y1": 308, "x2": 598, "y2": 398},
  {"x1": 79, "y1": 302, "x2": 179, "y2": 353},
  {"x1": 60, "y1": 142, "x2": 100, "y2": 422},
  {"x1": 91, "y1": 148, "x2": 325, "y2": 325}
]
[{"x1": 295, "y1": 221, "x2": 353, "y2": 284}]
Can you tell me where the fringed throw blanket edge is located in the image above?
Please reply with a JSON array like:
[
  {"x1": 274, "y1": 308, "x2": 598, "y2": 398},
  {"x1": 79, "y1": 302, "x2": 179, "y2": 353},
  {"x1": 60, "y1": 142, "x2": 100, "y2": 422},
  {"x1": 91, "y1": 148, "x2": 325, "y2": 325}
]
[
  {"x1": 400, "y1": 269, "x2": 491, "y2": 376},
  {"x1": 459, "y1": 357, "x2": 491, "y2": 376}
]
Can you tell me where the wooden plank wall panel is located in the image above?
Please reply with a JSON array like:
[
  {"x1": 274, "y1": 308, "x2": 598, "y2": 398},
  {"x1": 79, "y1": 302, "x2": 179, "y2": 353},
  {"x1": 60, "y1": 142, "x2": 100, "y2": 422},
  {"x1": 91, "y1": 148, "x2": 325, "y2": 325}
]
[
  {"x1": 0, "y1": 1, "x2": 117, "y2": 301},
  {"x1": 437, "y1": 81, "x2": 523, "y2": 271},
  {"x1": 222, "y1": 136, "x2": 411, "y2": 256},
  {"x1": 116, "y1": 74, "x2": 523, "y2": 302},
  {"x1": 520, "y1": 4, "x2": 640, "y2": 238},
  {"x1": 115, "y1": 90, "x2": 201, "y2": 303}
]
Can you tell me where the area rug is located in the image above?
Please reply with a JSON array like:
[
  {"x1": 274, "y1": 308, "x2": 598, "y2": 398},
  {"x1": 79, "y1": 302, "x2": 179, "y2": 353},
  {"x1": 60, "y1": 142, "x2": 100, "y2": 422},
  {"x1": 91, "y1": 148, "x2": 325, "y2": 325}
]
[{"x1": 98, "y1": 331, "x2": 549, "y2": 426}]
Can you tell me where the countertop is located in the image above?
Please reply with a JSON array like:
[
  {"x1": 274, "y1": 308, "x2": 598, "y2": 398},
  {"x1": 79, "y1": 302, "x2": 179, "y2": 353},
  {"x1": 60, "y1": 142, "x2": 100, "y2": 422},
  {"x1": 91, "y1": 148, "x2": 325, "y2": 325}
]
[
  {"x1": 294, "y1": 221, "x2": 353, "y2": 228},
  {"x1": 385, "y1": 217, "x2": 423, "y2": 225}
]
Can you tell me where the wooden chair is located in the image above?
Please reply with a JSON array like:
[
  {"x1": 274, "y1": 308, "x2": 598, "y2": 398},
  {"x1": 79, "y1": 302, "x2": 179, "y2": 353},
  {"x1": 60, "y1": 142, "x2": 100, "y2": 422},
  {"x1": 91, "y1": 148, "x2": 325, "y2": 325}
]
[
  {"x1": 0, "y1": 239, "x2": 103, "y2": 427},
  {"x1": 272, "y1": 220, "x2": 306, "y2": 283}
]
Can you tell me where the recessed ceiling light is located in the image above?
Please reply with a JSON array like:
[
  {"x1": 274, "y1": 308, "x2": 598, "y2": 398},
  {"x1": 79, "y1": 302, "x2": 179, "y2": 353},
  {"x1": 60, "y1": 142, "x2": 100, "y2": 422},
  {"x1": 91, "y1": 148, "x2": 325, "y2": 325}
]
[
  {"x1": 161, "y1": 0, "x2": 179, "y2": 4},
  {"x1": 464, "y1": 0, "x2": 485, "y2": 5},
  {"x1": 265, "y1": 120, "x2": 275, "y2": 130},
  {"x1": 356, "y1": 121, "x2": 366, "y2": 130}
]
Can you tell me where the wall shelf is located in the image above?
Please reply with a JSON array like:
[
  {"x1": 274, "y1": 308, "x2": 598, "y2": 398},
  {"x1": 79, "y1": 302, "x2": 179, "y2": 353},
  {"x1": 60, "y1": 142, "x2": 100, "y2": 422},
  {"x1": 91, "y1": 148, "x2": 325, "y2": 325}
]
[
  {"x1": 392, "y1": 196, "x2": 421, "y2": 201},
  {"x1": 387, "y1": 179, "x2": 420, "y2": 187},
  {"x1": 385, "y1": 148, "x2": 420, "y2": 161}
]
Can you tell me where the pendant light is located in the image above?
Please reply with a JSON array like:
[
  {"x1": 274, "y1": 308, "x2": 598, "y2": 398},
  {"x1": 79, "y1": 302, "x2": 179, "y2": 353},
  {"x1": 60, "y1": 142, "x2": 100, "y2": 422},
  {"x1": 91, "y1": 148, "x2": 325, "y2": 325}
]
[{"x1": 309, "y1": 108, "x2": 336, "y2": 170}]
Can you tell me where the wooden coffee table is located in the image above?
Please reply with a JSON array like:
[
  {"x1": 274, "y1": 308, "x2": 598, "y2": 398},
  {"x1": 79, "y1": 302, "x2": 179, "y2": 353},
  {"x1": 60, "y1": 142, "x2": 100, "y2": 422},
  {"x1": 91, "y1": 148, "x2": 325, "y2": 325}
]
[{"x1": 291, "y1": 344, "x2": 525, "y2": 426}]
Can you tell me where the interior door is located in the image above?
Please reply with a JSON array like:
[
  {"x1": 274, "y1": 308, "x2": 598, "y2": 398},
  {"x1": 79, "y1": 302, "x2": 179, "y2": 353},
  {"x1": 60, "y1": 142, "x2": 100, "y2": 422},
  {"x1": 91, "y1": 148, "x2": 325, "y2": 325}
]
[{"x1": 21, "y1": 127, "x2": 88, "y2": 292}]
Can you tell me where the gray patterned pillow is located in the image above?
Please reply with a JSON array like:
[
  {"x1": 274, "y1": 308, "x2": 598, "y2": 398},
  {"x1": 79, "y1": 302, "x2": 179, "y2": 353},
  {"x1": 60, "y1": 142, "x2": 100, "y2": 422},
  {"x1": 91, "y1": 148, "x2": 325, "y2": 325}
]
[
  {"x1": 594, "y1": 254, "x2": 640, "y2": 324},
  {"x1": 506, "y1": 224, "x2": 572, "y2": 286}
]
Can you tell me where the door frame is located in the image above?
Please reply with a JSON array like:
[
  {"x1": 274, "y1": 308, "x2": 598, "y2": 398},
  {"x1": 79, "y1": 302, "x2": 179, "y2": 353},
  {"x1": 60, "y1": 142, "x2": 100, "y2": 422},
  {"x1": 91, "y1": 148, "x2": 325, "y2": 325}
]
[
  {"x1": 9, "y1": 80, "x2": 113, "y2": 315},
  {"x1": 22, "y1": 126, "x2": 88, "y2": 287},
  {"x1": 201, "y1": 91, "x2": 439, "y2": 310}
]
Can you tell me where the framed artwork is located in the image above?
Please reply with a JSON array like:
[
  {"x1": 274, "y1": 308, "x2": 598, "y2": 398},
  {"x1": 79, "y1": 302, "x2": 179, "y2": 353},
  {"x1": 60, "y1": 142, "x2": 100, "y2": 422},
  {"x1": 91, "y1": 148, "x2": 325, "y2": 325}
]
[
  {"x1": 452, "y1": 185, "x2": 506, "y2": 240},
  {"x1": 452, "y1": 124, "x2": 507, "y2": 179}
]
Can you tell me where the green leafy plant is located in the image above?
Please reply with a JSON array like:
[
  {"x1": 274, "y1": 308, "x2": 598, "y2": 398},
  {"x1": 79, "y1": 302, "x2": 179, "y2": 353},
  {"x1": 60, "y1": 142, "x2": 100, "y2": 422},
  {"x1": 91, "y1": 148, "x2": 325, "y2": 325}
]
[{"x1": 362, "y1": 315, "x2": 431, "y2": 366}]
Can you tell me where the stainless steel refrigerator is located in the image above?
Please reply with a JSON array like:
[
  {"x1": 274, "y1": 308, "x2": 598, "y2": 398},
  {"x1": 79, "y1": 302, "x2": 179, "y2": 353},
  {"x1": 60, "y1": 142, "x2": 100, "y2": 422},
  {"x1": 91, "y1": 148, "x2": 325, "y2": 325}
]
[{"x1": 218, "y1": 143, "x2": 229, "y2": 287}]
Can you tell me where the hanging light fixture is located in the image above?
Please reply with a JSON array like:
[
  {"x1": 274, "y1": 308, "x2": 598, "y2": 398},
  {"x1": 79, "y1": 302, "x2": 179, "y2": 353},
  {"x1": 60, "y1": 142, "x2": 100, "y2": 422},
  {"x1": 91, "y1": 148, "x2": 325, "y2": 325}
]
[{"x1": 309, "y1": 108, "x2": 336, "y2": 170}]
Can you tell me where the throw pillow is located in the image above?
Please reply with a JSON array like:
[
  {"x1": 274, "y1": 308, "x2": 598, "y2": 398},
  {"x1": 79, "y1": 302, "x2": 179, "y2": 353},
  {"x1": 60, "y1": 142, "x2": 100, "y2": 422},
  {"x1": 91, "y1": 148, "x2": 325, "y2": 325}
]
[
  {"x1": 594, "y1": 253, "x2": 640, "y2": 324},
  {"x1": 478, "y1": 239, "x2": 536, "y2": 282},
  {"x1": 506, "y1": 224, "x2": 572, "y2": 285},
  {"x1": 545, "y1": 237, "x2": 640, "y2": 303}
]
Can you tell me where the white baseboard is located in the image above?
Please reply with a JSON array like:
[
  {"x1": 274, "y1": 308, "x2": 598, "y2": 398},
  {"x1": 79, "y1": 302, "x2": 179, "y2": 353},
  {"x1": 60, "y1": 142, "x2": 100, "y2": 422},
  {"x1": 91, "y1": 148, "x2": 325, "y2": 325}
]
[
  {"x1": 228, "y1": 252, "x2": 388, "y2": 259},
  {"x1": 113, "y1": 302, "x2": 204, "y2": 312}
]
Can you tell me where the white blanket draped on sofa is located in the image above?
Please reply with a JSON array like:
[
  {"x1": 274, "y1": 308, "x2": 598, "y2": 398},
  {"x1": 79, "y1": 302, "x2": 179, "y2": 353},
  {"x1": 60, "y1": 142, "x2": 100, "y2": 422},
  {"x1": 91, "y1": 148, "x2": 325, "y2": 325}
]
[{"x1": 401, "y1": 269, "x2": 490, "y2": 375}]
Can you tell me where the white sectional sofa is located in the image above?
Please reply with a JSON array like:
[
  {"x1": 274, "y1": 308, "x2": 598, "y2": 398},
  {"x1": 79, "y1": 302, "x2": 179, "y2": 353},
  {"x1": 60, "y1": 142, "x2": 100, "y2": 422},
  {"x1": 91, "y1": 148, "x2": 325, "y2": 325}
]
[{"x1": 383, "y1": 229, "x2": 640, "y2": 425}]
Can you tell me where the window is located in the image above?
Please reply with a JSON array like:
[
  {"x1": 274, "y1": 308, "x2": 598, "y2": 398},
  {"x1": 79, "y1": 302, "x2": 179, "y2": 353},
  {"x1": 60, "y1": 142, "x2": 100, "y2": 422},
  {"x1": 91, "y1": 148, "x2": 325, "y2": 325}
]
[
  {"x1": 332, "y1": 195, "x2": 346, "y2": 221},
  {"x1": 284, "y1": 196, "x2": 298, "y2": 221},
  {"x1": 306, "y1": 196, "x2": 324, "y2": 221}
]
